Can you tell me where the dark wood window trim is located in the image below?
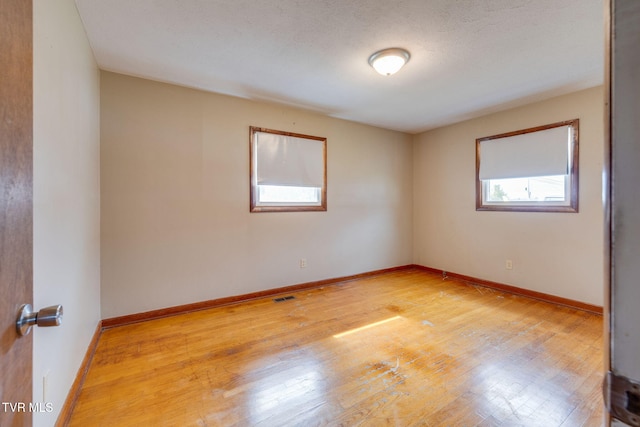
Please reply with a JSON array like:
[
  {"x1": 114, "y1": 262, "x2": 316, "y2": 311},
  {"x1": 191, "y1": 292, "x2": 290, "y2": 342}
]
[
  {"x1": 250, "y1": 126, "x2": 327, "y2": 213},
  {"x1": 476, "y1": 119, "x2": 579, "y2": 213}
]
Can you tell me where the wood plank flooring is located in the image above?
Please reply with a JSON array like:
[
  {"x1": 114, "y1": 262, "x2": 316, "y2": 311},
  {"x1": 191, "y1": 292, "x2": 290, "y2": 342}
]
[{"x1": 68, "y1": 269, "x2": 604, "y2": 426}]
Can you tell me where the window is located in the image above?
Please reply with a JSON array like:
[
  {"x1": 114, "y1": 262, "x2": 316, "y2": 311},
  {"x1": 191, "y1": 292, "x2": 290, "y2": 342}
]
[
  {"x1": 250, "y1": 127, "x2": 327, "y2": 212},
  {"x1": 476, "y1": 119, "x2": 579, "y2": 212}
]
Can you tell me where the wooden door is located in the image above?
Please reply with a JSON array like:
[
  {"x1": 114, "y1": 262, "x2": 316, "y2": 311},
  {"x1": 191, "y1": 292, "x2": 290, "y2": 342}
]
[
  {"x1": 606, "y1": 1, "x2": 640, "y2": 426},
  {"x1": 0, "y1": 0, "x2": 34, "y2": 426}
]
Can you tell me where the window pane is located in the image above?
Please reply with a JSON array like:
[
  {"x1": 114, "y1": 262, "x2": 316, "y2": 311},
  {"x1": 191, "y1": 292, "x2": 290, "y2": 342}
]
[
  {"x1": 258, "y1": 185, "x2": 321, "y2": 204},
  {"x1": 475, "y1": 119, "x2": 578, "y2": 213},
  {"x1": 485, "y1": 175, "x2": 566, "y2": 203},
  {"x1": 250, "y1": 127, "x2": 327, "y2": 212}
]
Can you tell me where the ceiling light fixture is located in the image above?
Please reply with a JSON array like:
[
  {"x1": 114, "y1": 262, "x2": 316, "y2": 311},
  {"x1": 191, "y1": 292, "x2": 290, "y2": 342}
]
[{"x1": 368, "y1": 48, "x2": 411, "y2": 76}]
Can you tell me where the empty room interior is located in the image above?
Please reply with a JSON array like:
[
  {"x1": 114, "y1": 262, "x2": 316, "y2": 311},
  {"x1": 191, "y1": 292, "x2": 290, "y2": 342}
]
[{"x1": 23, "y1": 0, "x2": 612, "y2": 425}]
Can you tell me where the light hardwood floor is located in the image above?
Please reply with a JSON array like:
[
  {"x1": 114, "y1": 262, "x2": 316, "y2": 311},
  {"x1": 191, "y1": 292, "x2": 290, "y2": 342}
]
[{"x1": 69, "y1": 269, "x2": 604, "y2": 426}]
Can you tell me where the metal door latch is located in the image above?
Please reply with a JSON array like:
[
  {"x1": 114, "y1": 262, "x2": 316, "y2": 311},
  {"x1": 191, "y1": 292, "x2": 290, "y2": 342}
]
[
  {"x1": 605, "y1": 371, "x2": 640, "y2": 426},
  {"x1": 15, "y1": 304, "x2": 63, "y2": 337}
]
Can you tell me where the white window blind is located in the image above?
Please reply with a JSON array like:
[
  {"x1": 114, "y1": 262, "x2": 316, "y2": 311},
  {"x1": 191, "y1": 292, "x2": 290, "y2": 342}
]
[
  {"x1": 255, "y1": 131, "x2": 324, "y2": 188},
  {"x1": 478, "y1": 125, "x2": 571, "y2": 180}
]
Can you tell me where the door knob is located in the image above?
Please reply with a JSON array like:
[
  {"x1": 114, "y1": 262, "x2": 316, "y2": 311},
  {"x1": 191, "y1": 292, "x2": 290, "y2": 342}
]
[{"x1": 16, "y1": 304, "x2": 63, "y2": 337}]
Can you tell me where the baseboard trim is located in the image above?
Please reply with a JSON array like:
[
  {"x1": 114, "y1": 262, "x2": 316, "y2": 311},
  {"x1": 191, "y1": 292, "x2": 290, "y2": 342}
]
[
  {"x1": 102, "y1": 263, "x2": 602, "y2": 328},
  {"x1": 101, "y1": 265, "x2": 413, "y2": 329},
  {"x1": 56, "y1": 320, "x2": 103, "y2": 427},
  {"x1": 413, "y1": 264, "x2": 603, "y2": 315}
]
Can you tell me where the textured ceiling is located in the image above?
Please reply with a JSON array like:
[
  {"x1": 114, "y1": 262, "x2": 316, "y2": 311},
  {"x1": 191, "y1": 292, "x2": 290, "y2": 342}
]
[{"x1": 74, "y1": 0, "x2": 604, "y2": 134}]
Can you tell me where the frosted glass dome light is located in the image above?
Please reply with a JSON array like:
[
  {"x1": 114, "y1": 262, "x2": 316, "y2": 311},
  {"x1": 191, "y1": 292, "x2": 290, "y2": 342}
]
[{"x1": 368, "y1": 48, "x2": 411, "y2": 76}]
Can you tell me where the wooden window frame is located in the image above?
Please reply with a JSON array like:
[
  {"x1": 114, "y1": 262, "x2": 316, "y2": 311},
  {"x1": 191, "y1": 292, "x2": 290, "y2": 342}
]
[
  {"x1": 476, "y1": 119, "x2": 579, "y2": 213},
  {"x1": 250, "y1": 126, "x2": 327, "y2": 213}
]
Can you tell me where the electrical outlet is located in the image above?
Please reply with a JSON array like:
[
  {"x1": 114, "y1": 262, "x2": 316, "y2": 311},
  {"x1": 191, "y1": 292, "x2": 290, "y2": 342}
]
[
  {"x1": 299, "y1": 258, "x2": 307, "y2": 268},
  {"x1": 506, "y1": 259, "x2": 513, "y2": 270}
]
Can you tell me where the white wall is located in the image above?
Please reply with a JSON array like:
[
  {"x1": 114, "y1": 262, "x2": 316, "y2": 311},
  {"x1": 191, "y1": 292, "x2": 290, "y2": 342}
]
[
  {"x1": 413, "y1": 86, "x2": 604, "y2": 306},
  {"x1": 100, "y1": 72, "x2": 414, "y2": 318},
  {"x1": 33, "y1": 0, "x2": 101, "y2": 425}
]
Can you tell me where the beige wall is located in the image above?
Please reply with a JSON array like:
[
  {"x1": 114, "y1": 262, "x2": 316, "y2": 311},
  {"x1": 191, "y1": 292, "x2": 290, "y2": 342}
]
[
  {"x1": 413, "y1": 86, "x2": 605, "y2": 306},
  {"x1": 100, "y1": 72, "x2": 414, "y2": 318},
  {"x1": 33, "y1": 0, "x2": 101, "y2": 425}
]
